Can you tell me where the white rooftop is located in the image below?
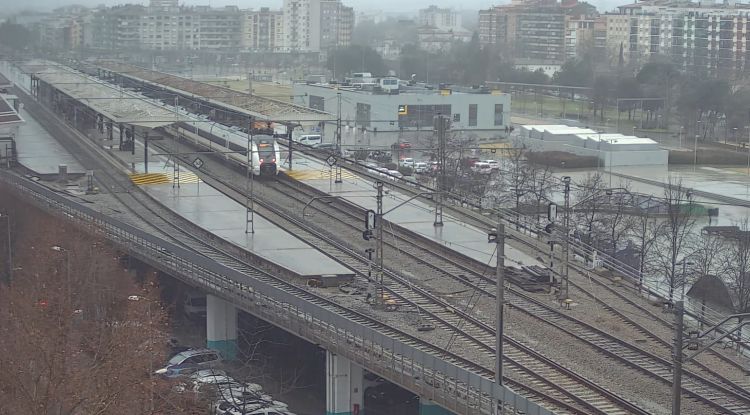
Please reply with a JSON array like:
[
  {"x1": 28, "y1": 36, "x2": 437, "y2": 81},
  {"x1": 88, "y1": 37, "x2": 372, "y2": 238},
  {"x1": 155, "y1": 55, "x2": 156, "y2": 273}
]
[{"x1": 528, "y1": 124, "x2": 598, "y2": 135}]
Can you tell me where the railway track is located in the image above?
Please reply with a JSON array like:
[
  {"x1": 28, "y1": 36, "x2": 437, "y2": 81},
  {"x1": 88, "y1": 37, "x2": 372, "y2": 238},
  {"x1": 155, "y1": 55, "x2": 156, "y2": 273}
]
[
  {"x1": 179, "y1": 129, "x2": 750, "y2": 414},
  {"x1": 25, "y1": 64, "x2": 748, "y2": 414},
  {"x1": 263, "y1": 175, "x2": 750, "y2": 414},
  {"x1": 150, "y1": 138, "x2": 660, "y2": 415},
  {"x1": 14, "y1": 86, "x2": 600, "y2": 415}
]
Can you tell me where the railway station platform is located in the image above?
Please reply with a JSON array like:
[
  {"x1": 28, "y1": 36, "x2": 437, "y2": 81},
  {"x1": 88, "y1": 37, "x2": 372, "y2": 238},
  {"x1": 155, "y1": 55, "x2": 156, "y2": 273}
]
[
  {"x1": 282, "y1": 152, "x2": 541, "y2": 268},
  {"x1": 111, "y1": 141, "x2": 352, "y2": 278},
  {"x1": 14, "y1": 106, "x2": 86, "y2": 178}
]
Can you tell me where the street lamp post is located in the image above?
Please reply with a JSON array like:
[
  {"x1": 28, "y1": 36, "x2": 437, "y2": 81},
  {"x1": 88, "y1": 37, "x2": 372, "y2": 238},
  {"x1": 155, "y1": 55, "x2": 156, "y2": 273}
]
[
  {"x1": 694, "y1": 134, "x2": 699, "y2": 172},
  {"x1": 562, "y1": 176, "x2": 571, "y2": 300},
  {"x1": 679, "y1": 126, "x2": 684, "y2": 149}
]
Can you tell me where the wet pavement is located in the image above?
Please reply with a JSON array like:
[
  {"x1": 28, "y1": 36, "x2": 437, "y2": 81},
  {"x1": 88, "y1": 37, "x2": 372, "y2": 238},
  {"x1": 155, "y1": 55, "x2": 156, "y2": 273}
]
[
  {"x1": 112, "y1": 140, "x2": 353, "y2": 278},
  {"x1": 14, "y1": 107, "x2": 86, "y2": 176}
]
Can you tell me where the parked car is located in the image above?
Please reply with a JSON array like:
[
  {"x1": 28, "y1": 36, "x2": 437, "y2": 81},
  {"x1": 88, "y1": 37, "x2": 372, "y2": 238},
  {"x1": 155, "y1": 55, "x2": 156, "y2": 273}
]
[
  {"x1": 296, "y1": 134, "x2": 322, "y2": 146},
  {"x1": 155, "y1": 349, "x2": 222, "y2": 378},
  {"x1": 399, "y1": 158, "x2": 415, "y2": 168},
  {"x1": 387, "y1": 170, "x2": 403, "y2": 180},
  {"x1": 471, "y1": 162, "x2": 492, "y2": 174},
  {"x1": 311, "y1": 142, "x2": 335, "y2": 151},
  {"x1": 398, "y1": 141, "x2": 412, "y2": 149},
  {"x1": 414, "y1": 162, "x2": 428, "y2": 174},
  {"x1": 184, "y1": 292, "x2": 207, "y2": 320},
  {"x1": 483, "y1": 160, "x2": 500, "y2": 171},
  {"x1": 214, "y1": 400, "x2": 293, "y2": 415},
  {"x1": 375, "y1": 167, "x2": 390, "y2": 177}
]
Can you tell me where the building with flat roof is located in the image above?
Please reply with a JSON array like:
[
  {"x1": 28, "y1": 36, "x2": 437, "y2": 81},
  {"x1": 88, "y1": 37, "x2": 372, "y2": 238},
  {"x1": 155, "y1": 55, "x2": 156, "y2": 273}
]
[
  {"x1": 479, "y1": 0, "x2": 567, "y2": 64},
  {"x1": 518, "y1": 124, "x2": 668, "y2": 166},
  {"x1": 293, "y1": 82, "x2": 512, "y2": 146}
]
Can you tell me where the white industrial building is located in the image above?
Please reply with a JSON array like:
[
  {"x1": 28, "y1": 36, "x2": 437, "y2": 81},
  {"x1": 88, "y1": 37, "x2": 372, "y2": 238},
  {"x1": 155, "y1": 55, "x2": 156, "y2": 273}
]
[
  {"x1": 518, "y1": 124, "x2": 668, "y2": 166},
  {"x1": 293, "y1": 83, "x2": 512, "y2": 146}
]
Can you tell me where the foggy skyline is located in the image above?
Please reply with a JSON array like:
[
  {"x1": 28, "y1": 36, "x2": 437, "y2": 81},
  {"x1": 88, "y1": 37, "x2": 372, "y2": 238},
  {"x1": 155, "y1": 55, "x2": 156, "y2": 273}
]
[{"x1": 6, "y1": 0, "x2": 623, "y2": 15}]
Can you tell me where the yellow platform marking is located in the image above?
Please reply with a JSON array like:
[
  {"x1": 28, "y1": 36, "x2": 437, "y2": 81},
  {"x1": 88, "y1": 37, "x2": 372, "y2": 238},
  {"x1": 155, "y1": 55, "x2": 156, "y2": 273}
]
[
  {"x1": 129, "y1": 171, "x2": 202, "y2": 186},
  {"x1": 286, "y1": 169, "x2": 359, "y2": 182}
]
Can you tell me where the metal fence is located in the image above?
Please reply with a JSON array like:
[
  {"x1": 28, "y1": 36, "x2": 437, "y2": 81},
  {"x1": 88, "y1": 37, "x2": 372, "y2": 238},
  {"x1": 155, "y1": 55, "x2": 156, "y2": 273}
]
[{"x1": 0, "y1": 169, "x2": 553, "y2": 415}]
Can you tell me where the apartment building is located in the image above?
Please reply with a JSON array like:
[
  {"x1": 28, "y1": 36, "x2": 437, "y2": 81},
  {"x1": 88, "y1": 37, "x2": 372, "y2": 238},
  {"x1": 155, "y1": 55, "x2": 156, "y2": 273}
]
[
  {"x1": 193, "y1": 6, "x2": 242, "y2": 51},
  {"x1": 417, "y1": 5, "x2": 472, "y2": 52},
  {"x1": 480, "y1": 0, "x2": 568, "y2": 63},
  {"x1": 419, "y1": 5, "x2": 462, "y2": 29},
  {"x1": 606, "y1": 0, "x2": 750, "y2": 77},
  {"x1": 241, "y1": 8, "x2": 284, "y2": 52},
  {"x1": 283, "y1": 0, "x2": 354, "y2": 54}
]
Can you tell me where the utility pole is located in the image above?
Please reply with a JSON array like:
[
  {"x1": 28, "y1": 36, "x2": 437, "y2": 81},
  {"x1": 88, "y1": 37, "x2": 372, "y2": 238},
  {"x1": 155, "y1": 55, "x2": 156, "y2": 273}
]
[
  {"x1": 287, "y1": 125, "x2": 293, "y2": 170},
  {"x1": 562, "y1": 176, "x2": 571, "y2": 300},
  {"x1": 172, "y1": 96, "x2": 180, "y2": 188},
  {"x1": 335, "y1": 92, "x2": 342, "y2": 183},
  {"x1": 376, "y1": 181, "x2": 384, "y2": 303},
  {"x1": 144, "y1": 130, "x2": 149, "y2": 174},
  {"x1": 672, "y1": 300, "x2": 685, "y2": 415},
  {"x1": 434, "y1": 115, "x2": 446, "y2": 227},
  {"x1": 488, "y1": 223, "x2": 505, "y2": 413},
  {"x1": 246, "y1": 119, "x2": 255, "y2": 234}
]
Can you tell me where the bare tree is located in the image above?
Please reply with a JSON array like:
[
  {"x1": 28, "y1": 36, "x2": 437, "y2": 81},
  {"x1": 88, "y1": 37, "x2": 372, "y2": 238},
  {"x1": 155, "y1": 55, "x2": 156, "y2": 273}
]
[
  {"x1": 652, "y1": 177, "x2": 697, "y2": 302},
  {"x1": 0, "y1": 186, "x2": 204, "y2": 415},
  {"x1": 573, "y1": 172, "x2": 608, "y2": 245},
  {"x1": 525, "y1": 162, "x2": 555, "y2": 222},
  {"x1": 630, "y1": 195, "x2": 663, "y2": 290},
  {"x1": 721, "y1": 218, "x2": 750, "y2": 313},
  {"x1": 503, "y1": 147, "x2": 531, "y2": 210},
  {"x1": 599, "y1": 185, "x2": 635, "y2": 260},
  {"x1": 689, "y1": 231, "x2": 726, "y2": 284}
]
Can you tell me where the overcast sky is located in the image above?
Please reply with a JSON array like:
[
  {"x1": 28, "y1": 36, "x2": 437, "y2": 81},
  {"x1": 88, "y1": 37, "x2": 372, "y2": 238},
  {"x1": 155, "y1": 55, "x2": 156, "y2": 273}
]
[{"x1": 7, "y1": 0, "x2": 622, "y2": 16}]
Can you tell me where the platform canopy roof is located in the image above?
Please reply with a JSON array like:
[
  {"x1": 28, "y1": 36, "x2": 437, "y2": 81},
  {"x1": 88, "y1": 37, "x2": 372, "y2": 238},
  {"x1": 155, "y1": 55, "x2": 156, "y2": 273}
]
[
  {"x1": 95, "y1": 61, "x2": 335, "y2": 123},
  {"x1": 26, "y1": 61, "x2": 188, "y2": 128}
]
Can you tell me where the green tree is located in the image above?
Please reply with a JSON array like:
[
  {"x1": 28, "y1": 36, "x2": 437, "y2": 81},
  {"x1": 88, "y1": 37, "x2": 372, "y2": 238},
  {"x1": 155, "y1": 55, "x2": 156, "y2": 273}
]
[
  {"x1": 328, "y1": 45, "x2": 387, "y2": 78},
  {"x1": 677, "y1": 77, "x2": 730, "y2": 140},
  {"x1": 0, "y1": 20, "x2": 34, "y2": 51},
  {"x1": 552, "y1": 57, "x2": 593, "y2": 87},
  {"x1": 591, "y1": 75, "x2": 614, "y2": 121},
  {"x1": 616, "y1": 77, "x2": 641, "y2": 121}
]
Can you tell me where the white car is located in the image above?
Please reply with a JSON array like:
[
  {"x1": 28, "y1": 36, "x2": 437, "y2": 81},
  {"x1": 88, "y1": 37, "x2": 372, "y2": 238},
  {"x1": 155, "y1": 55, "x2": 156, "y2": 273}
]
[
  {"x1": 414, "y1": 162, "x2": 428, "y2": 174},
  {"x1": 399, "y1": 158, "x2": 415, "y2": 168},
  {"x1": 387, "y1": 170, "x2": 403, "y2": 180},
  {"x1": 375, "y1": 167, "x2": 390, "y2": 177},
  {"x1": 483, "y1": 160, "x2": 500, "y2": 171},
  {"x1": 472, "y1": 162, "x2": 492, "y2": 174},
  {"x1": 213, "y1": 400, "x2": 293, "y2": 415}
]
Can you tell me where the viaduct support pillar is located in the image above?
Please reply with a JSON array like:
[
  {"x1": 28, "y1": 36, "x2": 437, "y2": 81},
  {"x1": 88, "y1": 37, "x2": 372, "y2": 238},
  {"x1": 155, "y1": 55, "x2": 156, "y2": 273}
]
[
  {"x1": 206, "y1": 294, "x2": 238, "y2": 360},
  {"x1": 419, "y1": 398, "x2": 454, "y2": 415},
  {"x1": 326, "y1": 351, "x2": 363, "y2": 415}
]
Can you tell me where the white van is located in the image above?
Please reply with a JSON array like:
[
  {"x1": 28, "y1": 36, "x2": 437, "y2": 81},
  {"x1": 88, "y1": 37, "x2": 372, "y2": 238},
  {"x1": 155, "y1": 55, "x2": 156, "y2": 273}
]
[{"x1": 296, "y1": 135, "x2": 322, "y2": 146}]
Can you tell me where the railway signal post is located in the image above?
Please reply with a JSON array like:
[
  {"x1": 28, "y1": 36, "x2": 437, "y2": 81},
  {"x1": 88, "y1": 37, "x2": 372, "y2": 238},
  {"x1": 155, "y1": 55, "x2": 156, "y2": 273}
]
[
  {"x1": 376, "y1": 181, "x2": 385, "y2": 305},
  {"x1": 562, "y1": 176, "x2": 571, "y2": 300},
  {"x1": 488, "y1": 223, "x2": 506, "y2": 413}
]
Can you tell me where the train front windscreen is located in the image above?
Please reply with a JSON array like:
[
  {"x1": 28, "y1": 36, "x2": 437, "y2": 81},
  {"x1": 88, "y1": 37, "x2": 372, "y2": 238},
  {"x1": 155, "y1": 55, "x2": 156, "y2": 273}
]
[{"x1": 257, "y1": 139, "x2": 275, "y2": 164}]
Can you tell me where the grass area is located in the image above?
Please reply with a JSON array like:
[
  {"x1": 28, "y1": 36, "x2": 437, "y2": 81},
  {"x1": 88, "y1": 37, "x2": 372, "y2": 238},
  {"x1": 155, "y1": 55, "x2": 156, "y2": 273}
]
[
  {"x1": 196, "y1": 78, "x2": 293, "y2": 102},
  {"x1": 510, "y1": 93, "x2": 654, "y2": 131}
]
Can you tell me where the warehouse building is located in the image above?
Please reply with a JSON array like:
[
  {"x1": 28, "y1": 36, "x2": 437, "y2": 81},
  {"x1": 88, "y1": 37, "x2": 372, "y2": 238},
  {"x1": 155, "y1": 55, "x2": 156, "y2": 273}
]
[
  {"x1": 518, "y1": 124, "x2": 668, "y2": 166},
  {"x1": 292, "y1": 82, "x2": 512, "y2": 147}
]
